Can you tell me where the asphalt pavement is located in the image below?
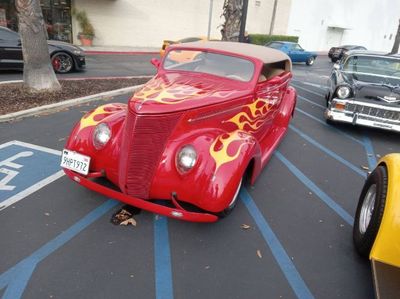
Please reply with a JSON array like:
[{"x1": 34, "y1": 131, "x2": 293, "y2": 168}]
[
  {"x1": 1, "y1": 55, "x2": 400, "y2": 299},
  {"x1": 0, "y1": 53, "x2": 159, "y2": 82}
]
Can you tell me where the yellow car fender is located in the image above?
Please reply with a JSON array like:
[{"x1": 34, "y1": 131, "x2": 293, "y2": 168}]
[{"x1": 370, "y1": 153, "x2": 400, "y2": 267}]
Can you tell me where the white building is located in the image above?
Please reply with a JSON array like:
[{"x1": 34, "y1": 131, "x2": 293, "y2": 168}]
[
  {"x1": 286, "y1": 0, "x2": 400, "y2": 52},
  {"x1": 70, "y1": 0, "x2": 399, "y2": 52}
]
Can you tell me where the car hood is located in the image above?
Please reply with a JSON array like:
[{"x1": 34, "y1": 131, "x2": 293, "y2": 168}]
[
  {"x1": 47, "y1": 40, "x2": 83, "y2": 51},
  {"x1": 341, "y1": 71, "x2": 400, "y2": 107},
  {"x1": 129, "y1": 72, "x2": 251, "y2": 114}
]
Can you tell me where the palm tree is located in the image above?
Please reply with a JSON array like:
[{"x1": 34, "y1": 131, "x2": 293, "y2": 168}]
[
  {"x1": 16, "y1": 0, "x2": 60, "y2": 91},
  {"x1": 391, "y1": 19, "x2": 400, "y2": 54},
  {"x1": 221, "y1": 0, "x2": 243, "y2": 41}
]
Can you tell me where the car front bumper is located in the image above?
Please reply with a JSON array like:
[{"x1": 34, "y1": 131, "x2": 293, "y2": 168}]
[
  {"x1": 64, "y1": 169, "x2": 219, "y2": 223},
  {"x1": 74, "y1": 55, "x2": 86, "y2": 70},
  {"x1": 324, "y1": 98, "x2": 400, "y2": 132}
]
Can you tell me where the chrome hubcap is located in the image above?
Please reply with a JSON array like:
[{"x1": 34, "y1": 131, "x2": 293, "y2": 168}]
[{"x1": 359, "y1": 184, "x2": 376, "y2": 234}]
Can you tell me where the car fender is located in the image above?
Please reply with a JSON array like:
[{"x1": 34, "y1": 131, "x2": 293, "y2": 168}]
[
  {"x1": 65, "y1": 103, "x2": 127, "y2": 185},
  {"x1": 370, "y1": 153, "x2": 400, "y2": 268},
  {"x1": 150, "y1": 128, "x2": 262, "y2": 213}
]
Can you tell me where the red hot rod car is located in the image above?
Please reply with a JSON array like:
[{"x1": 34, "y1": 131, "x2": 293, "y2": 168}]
[{"x1": 61, "y1": 41, "x2": 297, "y2": 222}]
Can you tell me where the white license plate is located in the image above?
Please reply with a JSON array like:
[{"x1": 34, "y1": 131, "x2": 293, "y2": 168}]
[{"x1": 60, "y1": 149, "x2": 91, "y2": 175}]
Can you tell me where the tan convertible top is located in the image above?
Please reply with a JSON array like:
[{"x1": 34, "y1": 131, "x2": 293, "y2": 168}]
[{"x1": 172, "y1": 41, "x2": 291, "y2": 70}]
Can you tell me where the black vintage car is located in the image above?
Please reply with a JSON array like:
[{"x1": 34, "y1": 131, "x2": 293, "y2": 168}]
[
  {"x1": 0, "y1": 26, "x2": 85, "y2": 73},
  {"x1": 325, "y1": 51, "x2": 400, "y2": 133},
  {"x1": 328, "y1": 45, "x2": 367, "y2": 63}
]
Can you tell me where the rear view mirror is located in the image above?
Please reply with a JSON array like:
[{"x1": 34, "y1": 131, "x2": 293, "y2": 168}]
[{"x1": 151, "y1": 58, "x2": 161, "y2": 68}]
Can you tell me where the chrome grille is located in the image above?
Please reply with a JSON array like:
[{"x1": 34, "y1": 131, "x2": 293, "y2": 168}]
[
  {"x1": 345, "y1": 103, "x2": 400, "y2": 121},
  {"x1": 119, "y1": 110, "x2": 181, "y2": 198}
]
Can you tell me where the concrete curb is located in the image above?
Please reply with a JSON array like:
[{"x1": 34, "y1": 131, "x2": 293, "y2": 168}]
[{"x1": 0, "y1": 84, "x2": 143, "y2": 123}]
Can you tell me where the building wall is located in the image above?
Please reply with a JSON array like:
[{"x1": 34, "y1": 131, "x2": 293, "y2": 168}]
[
  {"x1": 286, "y1": 0, "x2": 400, "y2": 52},
  {"x1": 71, "y1": 0, "x2": 292, "y2": 47},
  {"x1": 72, "y1": 0, "x2": 225, "y2": 47}
]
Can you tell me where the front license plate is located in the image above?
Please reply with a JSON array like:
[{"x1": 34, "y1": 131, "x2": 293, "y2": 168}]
[{"x1": 60, "y1": 149, "x2": 91, "y2": 175}]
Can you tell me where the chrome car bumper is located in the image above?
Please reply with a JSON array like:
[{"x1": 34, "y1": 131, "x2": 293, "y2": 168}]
[{"x1": 325, "y1": 98, "x2": 400, "y2": 132}]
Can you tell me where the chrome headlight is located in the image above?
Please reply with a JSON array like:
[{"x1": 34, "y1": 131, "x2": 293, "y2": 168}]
[
  {"x1": 176, "y1": 145, "x2": 197, "y2": 172},
  {"x1": 93, "y1": 123, "x2": 111, "y2": 149},
  {"x1": 336, "y1": 86, "x2": 351, "y2": 99}
]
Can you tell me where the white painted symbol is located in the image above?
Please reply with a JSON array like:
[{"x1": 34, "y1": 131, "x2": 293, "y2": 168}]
[{"x1": 0, "y1": 151, "x2": 33, "y2": 191}]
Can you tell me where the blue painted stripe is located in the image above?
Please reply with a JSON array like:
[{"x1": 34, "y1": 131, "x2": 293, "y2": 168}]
[
  {"x1": 289, "y1": 125, "x2": 367, "y2": 178},
  {"x1": 362, "y1": 135, "x2": 377, "y2": 170},
  {"x1": 0, "y1": 199, "x2": 118, "y2": 299},
  {"x1": 274, "y1": 151, "x2": 354, "y2": 226},
  {"x1": 154, "y1": 216, "x2": 173, "y2": 299},
  {"x1": 2, "y1": 262, "x2": 36, "y2": 299},
  {"x1": 295, "y1": 108, "x2": 364, "y2": 146},
  {"x1": 298, "y1": 95, "x2": 326, "y2": 109},
  {"x1": 240, "y1": 188, "x2": 314, "y2": 299}
]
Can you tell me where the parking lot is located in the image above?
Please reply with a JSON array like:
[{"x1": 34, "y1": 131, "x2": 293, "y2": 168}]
[{"x1": 1, "y1": 55, "x2": 399, "y2": 299}]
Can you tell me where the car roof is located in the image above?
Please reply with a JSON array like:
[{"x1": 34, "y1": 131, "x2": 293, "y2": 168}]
[
  {"x1": 0, "y1": 26, "x2": 16, "y2": 33},
  {"x1": 346, "y1": 50, "x2": 400, "y2": 59},
  {"x1": 171, "y1": 41, "x2": 291, "y2": 65}
]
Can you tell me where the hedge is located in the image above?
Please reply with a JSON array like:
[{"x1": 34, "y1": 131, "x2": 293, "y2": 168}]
[{"x1": 249, "y1": 34, "x2": 299, "y2": 45}]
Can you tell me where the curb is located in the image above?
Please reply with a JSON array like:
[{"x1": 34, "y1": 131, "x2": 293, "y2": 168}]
[
  {"x1": 85, "y1": 51, "x2": 159, "y2": 55},
  {"x1": 0, "y1": 84, "x2": 143, "y2": 123},
  {"x1": 0, "y1": 75, "x2": 152, "y2": 85}
]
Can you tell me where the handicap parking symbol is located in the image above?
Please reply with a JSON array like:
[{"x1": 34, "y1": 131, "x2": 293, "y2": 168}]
[{"x1": 0, "y1": 141, "x2": 63, "y2": 210}]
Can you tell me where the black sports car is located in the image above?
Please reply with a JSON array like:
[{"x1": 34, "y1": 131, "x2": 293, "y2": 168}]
[
  {"x1": 0, "y1": 26, "x2": 85, "y2": 73},
  {"x1": 328, "y1": 45, "x2": 367, "y2": 63},
  {"x1": 325, "y1": 51, "x2": 400, "y2": 132}
]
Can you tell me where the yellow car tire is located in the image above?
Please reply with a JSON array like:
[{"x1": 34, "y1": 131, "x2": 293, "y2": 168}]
[{"x1": 353, "y1": 165, "x2": 388, "y2": 257}]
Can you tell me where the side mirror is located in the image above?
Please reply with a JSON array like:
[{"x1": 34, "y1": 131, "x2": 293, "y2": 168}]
[
  {"x1": 151, "y1": 58, "x2": 161, "y2": 68},
  {"x1": 333, "y1": 63, "x2": 340, "y2": 70}
]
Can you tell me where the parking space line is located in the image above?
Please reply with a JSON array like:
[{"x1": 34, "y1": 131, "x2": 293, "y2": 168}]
[
  {"x1": 289, "y1": 125, "x2": 367, "y2": 178},
  {"x1": 274, "y1": 151, "x2": 354, "y2": 226},
  {"x1": 9, "y1": 140, "x2": 61, "y2": 155},
  {"x1": 154, "y1": 216, "x2": 173, "y2": 299},
  {"x1": 240, "y1": 188, "x2": 315, "y2": 299},
  {"x1": 291, "y1": 83, "x2": 325, "y2": 98},
  {"x1": 298, "y1": 95, "x2": 326, "y2": 109},
  {"x1": 0, "y1": 199, "x2": 119, "y2": 299},
  {"x1": 362, "y1": 135, "x2": 378, "y2": 169},
  {"x1": 295, "y1": 108, "x2": 364, "y2": 146},
  {"x1": 0, "y1": 170, "x2": 65, "y2": 211}
]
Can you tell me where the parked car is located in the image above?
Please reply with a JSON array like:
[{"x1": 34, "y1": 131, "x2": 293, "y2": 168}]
[
  {"x1": 325, "y1": 51, "x2": 400, "y2": 132},
  {"x1": 0, "y1": 26, "x2": 85, "y2": 73},
  {"x1": 160, "y1": 37, "x2": 207, "y2": 57},
  {"x1": 265, "y1": 41, "x2": 317, "y2": 66},
  {"x1": 61, "y1": 41, "x2": 297, "y2": 222},
  {"x1": 353, "y1": 153, "x2": 400, "y2": 298},
  {"x1": 328, "y1": 45, "x2": 367, "y2": 62}
]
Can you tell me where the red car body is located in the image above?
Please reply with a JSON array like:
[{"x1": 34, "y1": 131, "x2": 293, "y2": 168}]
[{"x1": 63, "y1": 41, "x2": 297, "y2": 222}]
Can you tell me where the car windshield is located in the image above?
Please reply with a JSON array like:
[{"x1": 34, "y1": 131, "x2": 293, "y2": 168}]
[
  {"x1": 163, "y1": 50, "x2": 255, "y2": 82},
  {"x1": 266, "y1": 42, "x2": 282, "y2": 49},
  {"x1": 343, "y1": 55, "x2": 400, "y2": 80}
]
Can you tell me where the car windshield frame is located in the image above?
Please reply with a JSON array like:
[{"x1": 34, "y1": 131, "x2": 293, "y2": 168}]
[
  {"x1": 162, "y1": 49, "x2": 256, "y2": 82},
  {"x1": 342, "y1": 55, "x2": 400, "y2": 80}
]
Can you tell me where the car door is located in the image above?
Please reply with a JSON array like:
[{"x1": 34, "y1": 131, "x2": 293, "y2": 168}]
[
  {"x1": 253, "y1": 69, "x2": 291, "y2": 140},
  {"x1": 289, "y1": 44, "x2": 305, "y2": 62},
  {"x1": 0, "y1": 27, "x2": 23, "y2": 70}
]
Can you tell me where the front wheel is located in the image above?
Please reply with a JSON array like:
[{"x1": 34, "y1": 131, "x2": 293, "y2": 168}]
[
  {"x1": 353, "y1": 165, "x2": 388, "y2": 258},
  {"x1": 306, "y1": 56, "x2": 315, "y2": 66},
  {"x1": 51, "y1": 52, "x2": 74, "y2": 73},
  {"x1": 218, "y1": 178, "x2": 243, "y2": 217}
]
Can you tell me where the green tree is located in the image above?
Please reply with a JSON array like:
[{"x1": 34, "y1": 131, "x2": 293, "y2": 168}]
[{"x1": 16, "y1": 0, "x2": 60, "y2": 91}]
